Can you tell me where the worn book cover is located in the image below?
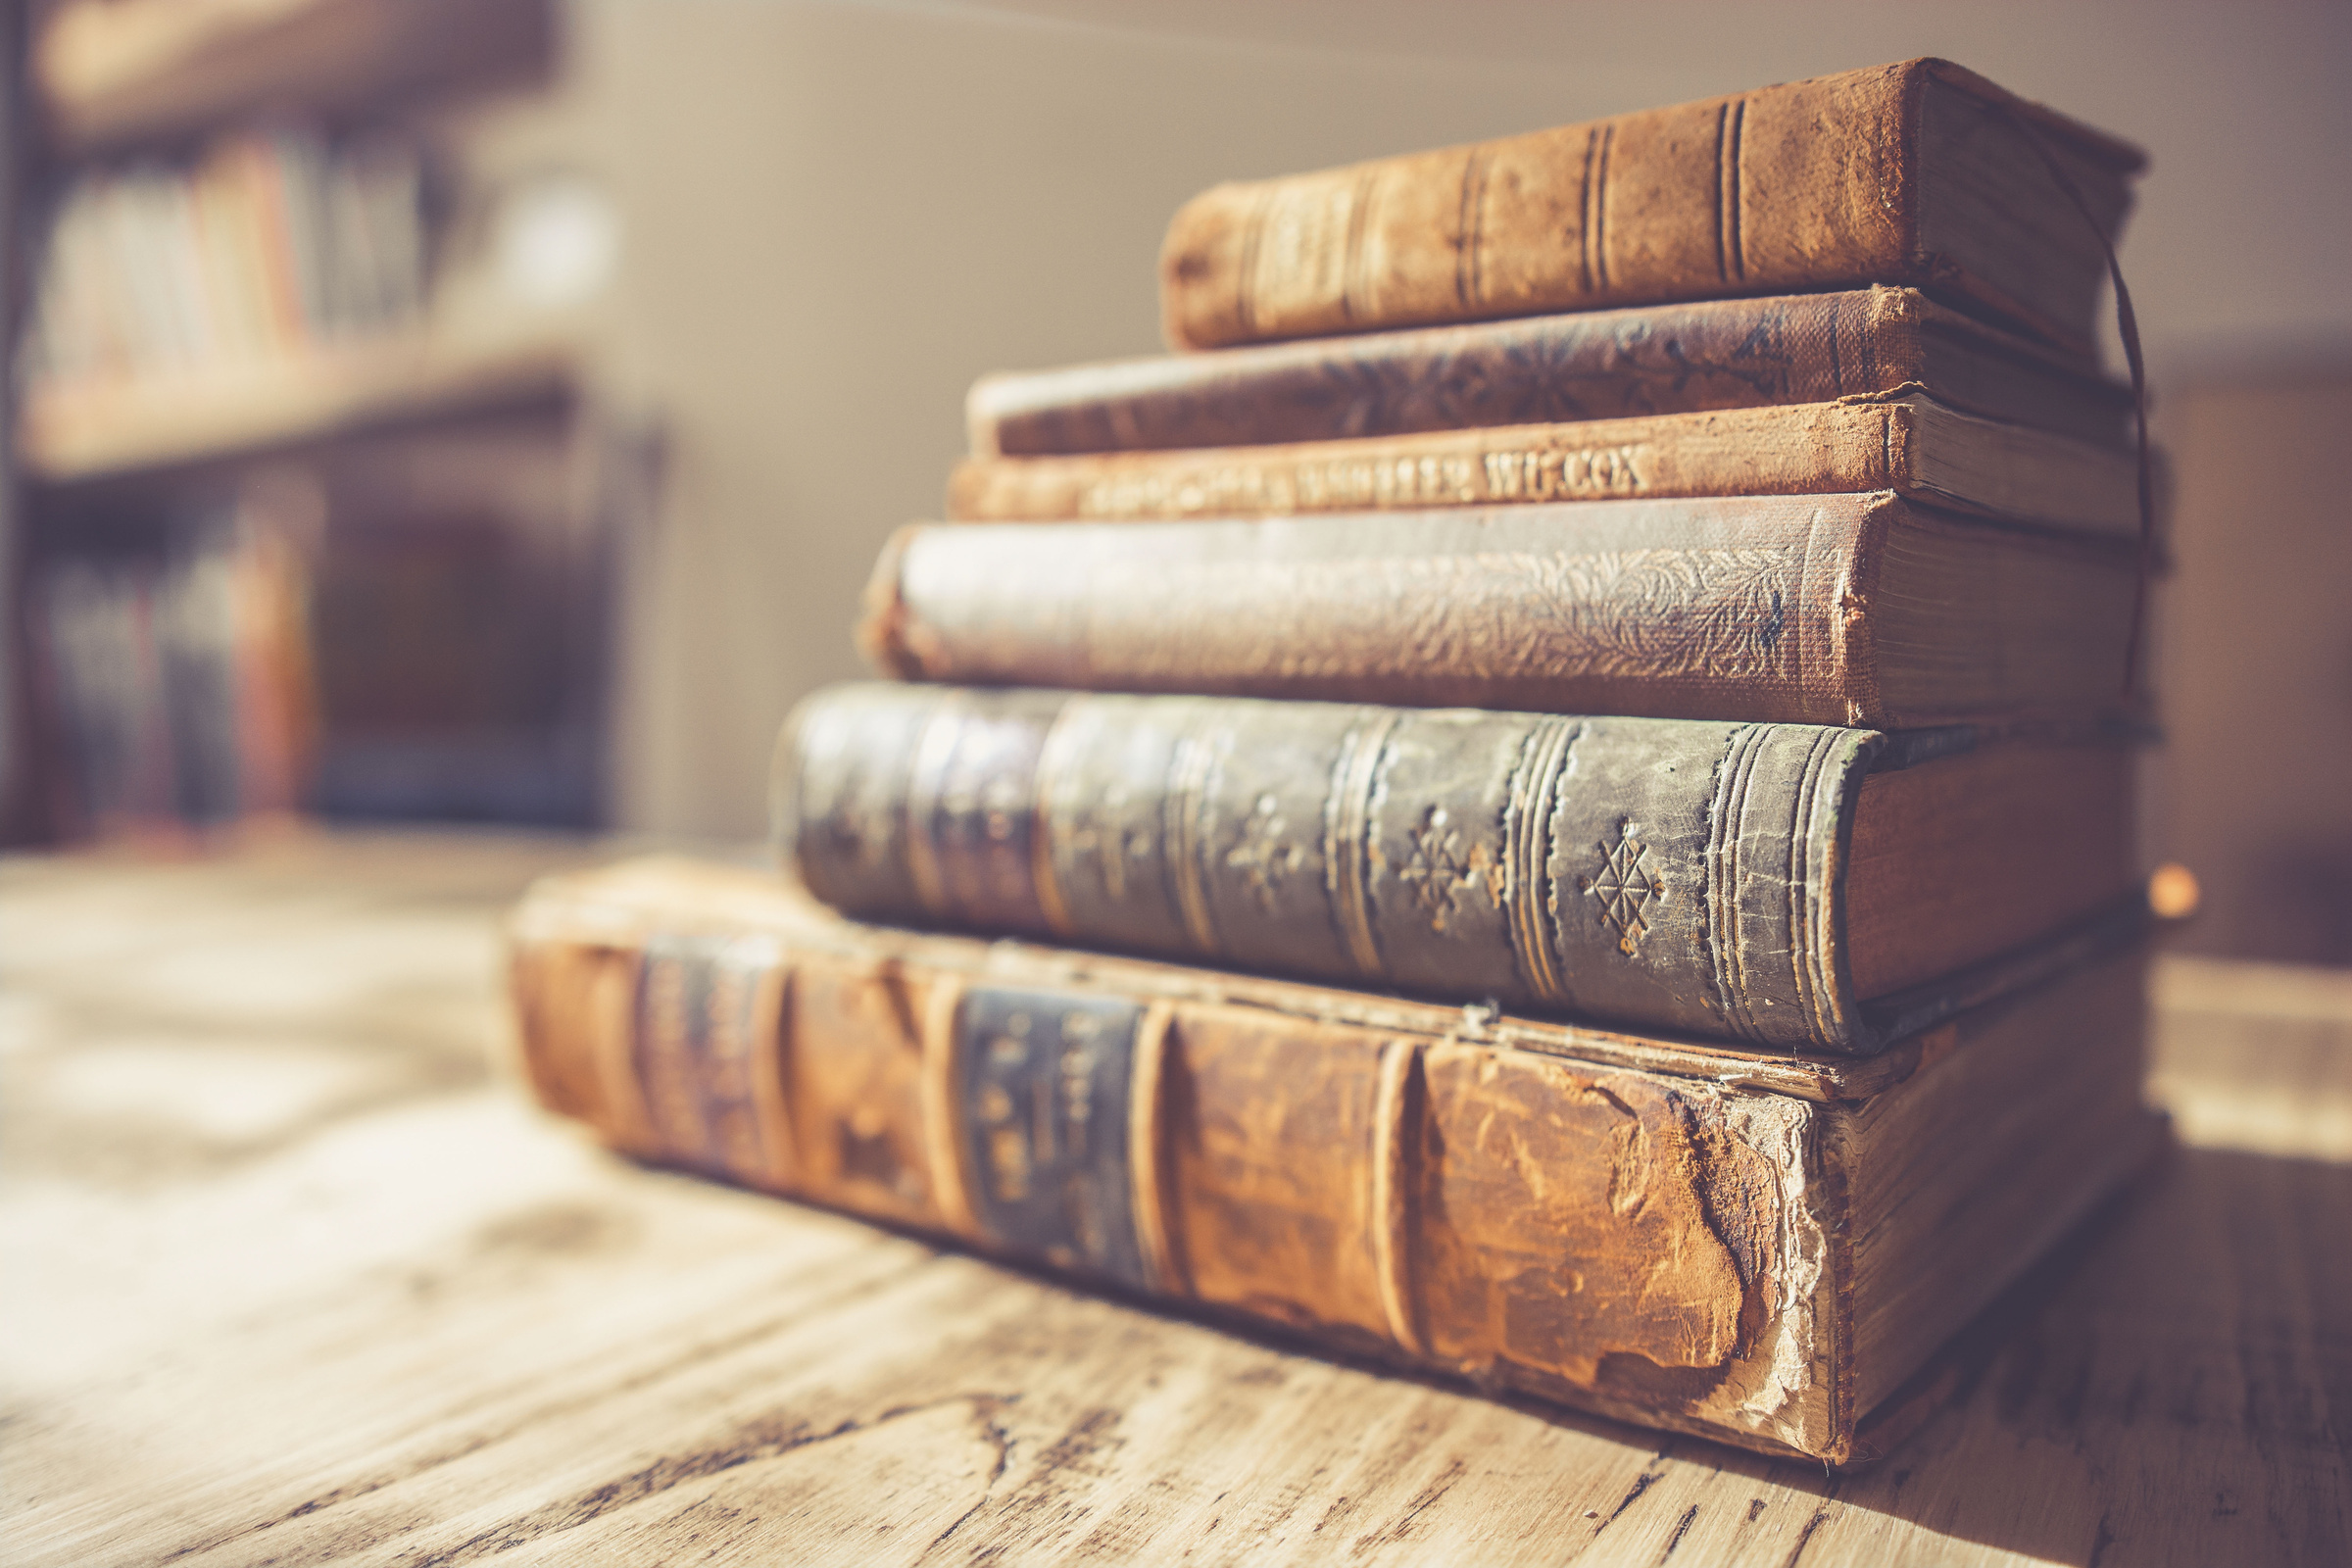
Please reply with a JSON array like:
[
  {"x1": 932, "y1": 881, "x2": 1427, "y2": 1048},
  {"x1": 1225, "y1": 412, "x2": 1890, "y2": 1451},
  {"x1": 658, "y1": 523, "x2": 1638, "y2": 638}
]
[
  {"x1": 1160, "y1": 59, "x2": 2142, "y2": 357},
  {"x1": 778, "y1": 683, "x2": 2143, "y2": 1055},
  {"x1": 863, "y1": 493, "x2": 2141, "y2": 730},
  {"x1": 947, "y1": 395, "x2": 2140, "y2": 540},
  {"x1": 507, "y1": 857, "x2": 2161, "y2": 1466},
  {"x1": 970, "y1": 288, "x2": 2133, "y2": 460}
]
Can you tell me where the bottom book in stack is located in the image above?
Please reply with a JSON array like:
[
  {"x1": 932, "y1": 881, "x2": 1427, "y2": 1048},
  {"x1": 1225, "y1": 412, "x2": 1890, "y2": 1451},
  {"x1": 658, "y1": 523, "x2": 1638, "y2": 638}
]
[{"x1": 506, "y1": 857, "x2": 2160, "y2": 1466}]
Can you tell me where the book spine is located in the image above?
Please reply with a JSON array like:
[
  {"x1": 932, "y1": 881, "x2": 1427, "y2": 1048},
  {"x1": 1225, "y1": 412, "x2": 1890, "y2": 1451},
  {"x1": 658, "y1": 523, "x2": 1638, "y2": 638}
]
[
  {"x1": 780, "y1": 684, "x2": 1885, "y2": 1052},
  {"x1": 859, "y1": 494, "x2": 1891, "y2": 728},
  {"x1": 1159, "y1": 63, "x2": 1920, "y2": 351},
  {"x1": 946, "y1": 400, "x2": 1906, "y2": 523},
  {"x1": 970, "y1": 289, "x2": 1927, "y2": 459},
  {"x1": 508, "y1": 891, "x2": 1842, "y2": 1459}
]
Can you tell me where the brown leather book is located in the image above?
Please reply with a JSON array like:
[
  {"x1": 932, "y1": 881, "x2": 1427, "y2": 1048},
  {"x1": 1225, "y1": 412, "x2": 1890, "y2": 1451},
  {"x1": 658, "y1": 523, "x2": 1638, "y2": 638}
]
[
  {"x1": 970, "y1": 287, "x2": 2133, "y2": 459},
  {"x1": 862, "y1": 493, "x2": 2140, "y2": 728},
  {"x1": 1161, "y1": 60, "x2": 2142, "y2": 358},
  {"x1": 507, "y1": 856, "x2": 2162, "y2": 1466},
  {"x1": 947, "y1": 395, "x2": 2139, "y2": 540},
  {"x1": 778, "y1": 683, "x2": 2143, "y2": 1054}
]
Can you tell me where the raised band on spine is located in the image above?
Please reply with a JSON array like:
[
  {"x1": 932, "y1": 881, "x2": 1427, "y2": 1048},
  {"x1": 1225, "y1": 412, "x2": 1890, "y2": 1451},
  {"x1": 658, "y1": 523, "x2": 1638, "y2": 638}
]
[
  {"x1": 1125, "y1": 1001, "x2": 1186, "y2": 1297},
  {"x1": 745, "y1": 957, "x2": 799, "y2": 1193},
  {"x1": 901, "y1": 694, "x2": 965, "y2": 921},
  {"x1": 1505, "y1": 716, "x2": 1581, "y2": 1007},
  {"x1": 1325, "y1": 708, "x2": 1400, "y2": 979},
  {"x1": 1370, "y1": 1038, "x2": 1426, "y2": 1357},
  {"x1": 1027, "y1": 697, "x2": 1086, "y2": 939},
  {"x1": 1704, "y1": 723, "x2": 1771, "y2": 1042},
  {"x1": 1165, "y1": 713, "x2": 1224, "y2": 956},
  {"x1": 917, "y1": 975, "x2": 978, "y2": 1237}
]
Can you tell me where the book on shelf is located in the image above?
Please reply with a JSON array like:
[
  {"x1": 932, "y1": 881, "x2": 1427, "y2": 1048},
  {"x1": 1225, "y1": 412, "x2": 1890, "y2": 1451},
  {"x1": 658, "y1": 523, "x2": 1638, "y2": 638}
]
[
  {"x1": 861, "y1": 493, "x2": 2140, "y2": 728},
  {"x1": 28, "y1": 503, "x2": 316, "y2": 839},
  {"x1": 1159, "y1": 59, "x2": 2141, "y2": 358},
  {"x1": 507, "y1": 856, "x2": 2163, "y2": 1467},
  {"x1": 968, "y1": 287, "x2": 2134, "y2": 460},
  {"x1": 21, "y1": 123, "x2": 429, "y2": 396},
  {"x1": 946, "y1": 394, "x2": 2140, "y2": 538},
  {"x1": 777, "y1": 684, "x2": 2143, "y2": 1054}
]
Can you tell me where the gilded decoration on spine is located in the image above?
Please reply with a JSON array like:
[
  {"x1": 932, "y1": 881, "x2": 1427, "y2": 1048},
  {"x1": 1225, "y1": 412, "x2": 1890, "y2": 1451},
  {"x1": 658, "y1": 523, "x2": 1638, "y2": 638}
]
[
  {"x1": 1396, "y1": 805, "x2": 1507, "y2": 934},
  {"x1": 1580, "y1": 825, "x2": 1667, "y2": 956},
  {"x1": 1225, "y1": 792, "x2": 1307, "y2": 914}
]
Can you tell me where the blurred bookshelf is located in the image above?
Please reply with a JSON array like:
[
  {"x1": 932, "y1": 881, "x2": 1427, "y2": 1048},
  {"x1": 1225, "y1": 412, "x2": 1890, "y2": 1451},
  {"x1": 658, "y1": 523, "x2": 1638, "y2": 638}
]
[
  {"x1": 35, "y1": 0, "x2": 551, "y2": 155},
  {"x1": 4, "y1": 0, "x2": 640, "y2": 846}
]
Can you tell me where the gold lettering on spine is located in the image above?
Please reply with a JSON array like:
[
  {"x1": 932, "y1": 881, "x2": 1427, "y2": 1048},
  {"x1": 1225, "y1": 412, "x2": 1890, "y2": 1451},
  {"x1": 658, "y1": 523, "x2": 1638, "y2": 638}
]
[
  {"x1": 1027, "y1": 700, "x2": 1088, "y2": 939},
  {"x1": 1505, "y1": 717, "x2": 1582, "y2": 1007},
  {"x1": 1370, "y1": 1038, "x2": 1425, "y2": 1358},
  {"x1": 1164, "y1": 715, "x2": 1224, "y2": 956},
  {"x1": 1323, "y1": 708, "x2": 1401, "y2": 979},
  {"x1": 902, "y1": 695, "x2": 967, "y2": 920},
  {"x1": 1125, "y1": 1001, "x2": 1187, "y2": 1297},
  {"x1": 918, "y1": 977, "x2": 978, "y2": 1237}
]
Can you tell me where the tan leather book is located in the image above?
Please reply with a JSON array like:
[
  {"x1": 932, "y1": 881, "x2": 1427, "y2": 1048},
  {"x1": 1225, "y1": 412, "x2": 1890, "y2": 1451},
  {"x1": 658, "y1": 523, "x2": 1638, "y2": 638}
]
[
  {"x1": 947, "y1": 395, "x2": 2140, "y2": 540},
  {"x1": 506, "y1": 856, "x2": 2162, "y2": 1466},
  {"x1": 863, "y1": 493, "x2": 2141, "y2": 728},
  {"x1": 969, "y1": 287, "x2": 2134, "y2": 459},
  {"x1": 778, "y1": 683, "x2": 2143, "y2": 1055},
  {"x1": 1161, "y1": 59, "x2": 2142, "y2": 358}
]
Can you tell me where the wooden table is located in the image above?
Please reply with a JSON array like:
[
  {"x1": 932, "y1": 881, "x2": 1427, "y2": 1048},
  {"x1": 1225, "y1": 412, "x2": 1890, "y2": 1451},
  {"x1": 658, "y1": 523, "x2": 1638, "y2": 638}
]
[{"x1": 4, "y1": 833, "x2": 2347, "y2": 1566}]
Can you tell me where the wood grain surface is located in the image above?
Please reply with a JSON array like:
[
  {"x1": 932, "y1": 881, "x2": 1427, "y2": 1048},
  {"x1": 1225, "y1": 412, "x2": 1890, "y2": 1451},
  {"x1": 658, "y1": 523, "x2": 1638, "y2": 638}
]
[{"x1": 3, "y1": 833, "x2": 2346, "y2": 1567}]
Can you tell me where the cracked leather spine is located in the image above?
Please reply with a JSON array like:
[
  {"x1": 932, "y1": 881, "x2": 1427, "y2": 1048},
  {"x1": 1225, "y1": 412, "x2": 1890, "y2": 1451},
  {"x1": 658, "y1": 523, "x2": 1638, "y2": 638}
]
[
  {"x1": 1158, "y1": 60, "x2": 2138, "y2": 358},
  {"x1": 780, "y1": 683, "x2": 1886, "y2": 1053},
  {"x1": 507, "y1": 859, "x2": 1848, "y2": 1460},
  {"x1": 974, "y1": 290, "x2": 1921, "y2": 458},
  {"x1": 971, "y1": 287, "x2": 2129, "y2": 460},
  {"x1": 860, "y1": 492, "x2": 1897, "y2": 729}
]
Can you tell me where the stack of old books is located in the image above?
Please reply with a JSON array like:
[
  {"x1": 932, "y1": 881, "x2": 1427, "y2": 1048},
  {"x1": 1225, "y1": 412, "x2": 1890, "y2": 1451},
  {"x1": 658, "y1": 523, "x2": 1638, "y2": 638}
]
[{"x1": 508, "y1": 60, "x2": 2160, "y2": 1466}]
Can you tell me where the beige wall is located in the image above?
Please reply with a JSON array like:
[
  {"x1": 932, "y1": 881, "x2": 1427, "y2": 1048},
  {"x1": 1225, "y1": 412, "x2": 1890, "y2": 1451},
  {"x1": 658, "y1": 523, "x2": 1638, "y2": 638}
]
[
  {"x1": 2151, "y1": 373, "x2": 2352, "y2": 964},
  {"x1": 523, "y1": 0, "x2": 2350, "y2": 841}
]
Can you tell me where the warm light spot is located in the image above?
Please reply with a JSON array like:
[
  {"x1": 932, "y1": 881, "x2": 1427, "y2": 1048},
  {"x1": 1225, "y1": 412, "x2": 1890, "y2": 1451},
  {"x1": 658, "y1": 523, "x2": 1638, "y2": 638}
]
[{"x1": 2148, "y1": 862, "x2": 2201, "y2": 920}]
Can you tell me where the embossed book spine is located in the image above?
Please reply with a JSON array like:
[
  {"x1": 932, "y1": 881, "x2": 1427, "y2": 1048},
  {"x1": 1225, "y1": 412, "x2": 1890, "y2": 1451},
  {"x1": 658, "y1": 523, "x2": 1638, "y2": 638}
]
[
  {"x1": 1160, "y1": 59, "x2": 2141, "y2": 356},
  {"x1": 861, "y1": 493, "x2": 2140, "y2": 729},
  {"x1": 969, "y1": 287, "x2": 2133, "y2": 459},
  {"x1": 506, "y1": 857, "x2": 2160, "y2": 1467},
  {"x1": 776, "y1": 684, "x2": 2140, "y2": 1055},
  {"x1": 944, "y1": 396, "x2": 2139, "y2": 538}
]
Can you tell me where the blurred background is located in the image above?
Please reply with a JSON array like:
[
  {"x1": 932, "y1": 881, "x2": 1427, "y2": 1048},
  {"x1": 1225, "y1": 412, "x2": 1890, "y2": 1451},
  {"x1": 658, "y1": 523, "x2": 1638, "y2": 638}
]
[{"x1": 1, "y1": 0, "x2": 2346, "y2": 964}]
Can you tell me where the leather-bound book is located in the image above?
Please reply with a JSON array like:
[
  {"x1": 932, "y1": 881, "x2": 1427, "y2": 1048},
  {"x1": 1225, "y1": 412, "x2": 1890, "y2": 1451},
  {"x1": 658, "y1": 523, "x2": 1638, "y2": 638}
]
[
  {"x1": 507, "y1": 856, "x2": 2162, "y2": 1466},
  {"x1": 776, "y1": 683, "x2": 2142, "y2": 1055},
  {"x1": 860, "y1": 494, "x2": 2140, "y2": 728},
  {"x1": 1160, "y1": 60, "x2": 2141, "y2": 358},
  {"x1": 946, "y1": 394, "x2": 2139, "y2": 539},
  {"x1": 969, "y1": 288, "x2": 2133, "y2": 459}
]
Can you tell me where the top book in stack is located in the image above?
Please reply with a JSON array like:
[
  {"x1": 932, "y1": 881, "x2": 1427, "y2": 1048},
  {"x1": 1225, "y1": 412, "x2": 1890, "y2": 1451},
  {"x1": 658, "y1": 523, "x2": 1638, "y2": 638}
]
[{"x1": 1155, "y1": 58, "x2": 2139, "y2": 359}]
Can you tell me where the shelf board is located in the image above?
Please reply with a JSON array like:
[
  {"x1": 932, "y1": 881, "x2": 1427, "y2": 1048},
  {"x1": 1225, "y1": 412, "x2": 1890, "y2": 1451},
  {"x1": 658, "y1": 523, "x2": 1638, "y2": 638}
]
[
  {"x1": 36, "y1": 0, "x2": 552, "y2": 156},
  {"x1": 16, "y1": 338, "x2": 575, "y2": 483}
]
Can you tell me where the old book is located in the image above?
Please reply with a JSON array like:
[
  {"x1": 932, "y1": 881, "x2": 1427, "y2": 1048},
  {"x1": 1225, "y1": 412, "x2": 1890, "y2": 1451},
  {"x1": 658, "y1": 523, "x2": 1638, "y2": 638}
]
[
  {"x1": 507, "y1": 856, "x2": 2161, "y2": 1466},
  {"x1": 969, "y1": 287, "x2": 2133, "y2": 460},
  {"x1": 947, "y1": 394, "x2": 2139, "y2": 539},
  {"x1": 862, "y1": 493, "x2": 2139, "y2": 729},
  {"x1": 778, "y1": 682, "x2": 2142, "y2": 1054},
  {"x1": 1161, "y1": 59, "x2": 2141, "y2": 358}
]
